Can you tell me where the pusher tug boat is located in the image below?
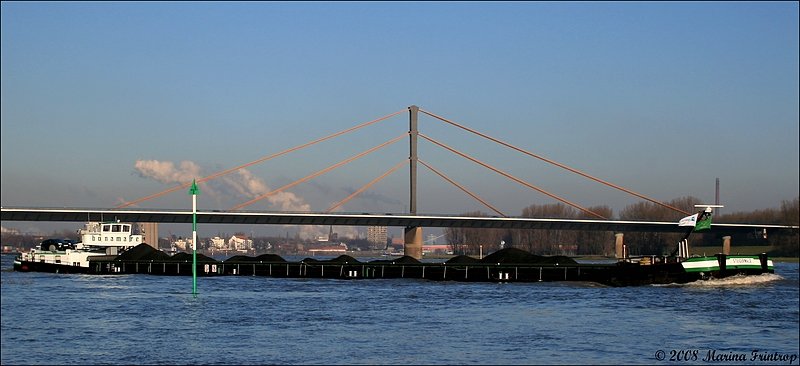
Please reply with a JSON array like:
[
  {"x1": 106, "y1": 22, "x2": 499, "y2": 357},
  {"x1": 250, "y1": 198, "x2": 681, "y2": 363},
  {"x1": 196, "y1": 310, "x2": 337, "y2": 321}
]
[
  {"x1": 605, "y1": 204, "x2": 774, "y2": 286},
  {"x1": 13, "y1": 221, "x2": 143, "y2": 273},
  {"x1": 672, "y1": 205, "x2": 776, "y2": 280}
]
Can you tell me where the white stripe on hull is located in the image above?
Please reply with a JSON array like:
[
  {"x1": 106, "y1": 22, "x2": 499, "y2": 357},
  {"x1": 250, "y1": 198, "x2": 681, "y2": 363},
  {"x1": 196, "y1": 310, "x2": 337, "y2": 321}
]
[{"x1": 681, "y1": 256, "x2": 773, "y2": 273}]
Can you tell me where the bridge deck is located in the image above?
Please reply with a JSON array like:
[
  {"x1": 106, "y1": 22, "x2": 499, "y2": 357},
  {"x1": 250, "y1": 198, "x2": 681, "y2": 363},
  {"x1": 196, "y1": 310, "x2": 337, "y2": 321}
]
[{"x1": 3, "y1": 207, "x2": 797, "y2": 234}]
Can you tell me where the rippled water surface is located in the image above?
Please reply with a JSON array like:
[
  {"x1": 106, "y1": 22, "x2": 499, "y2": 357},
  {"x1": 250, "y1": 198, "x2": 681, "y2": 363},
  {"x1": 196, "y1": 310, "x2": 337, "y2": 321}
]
[{"x1": 2, "y1": 254, "x2": 798, "y2": 365}]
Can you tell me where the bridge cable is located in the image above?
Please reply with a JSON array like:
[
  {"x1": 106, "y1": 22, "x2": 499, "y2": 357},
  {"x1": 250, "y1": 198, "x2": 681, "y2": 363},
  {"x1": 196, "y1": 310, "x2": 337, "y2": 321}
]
[
  {"x1": 232, "y1": 133, "x2": 408, "y2": 210},
  {"x1": 326, "y1": 159, "x2": 408, "y2": 213},
  {"x1": 419, "y1": 133, "x2": 607, "y2": 219},
  {"x1": 116, "y1": 108, "x2": 408, "y2": 208},
  {"x1": 418, "y1": 109, "x2": 690, "y2": 216},
  {"x1": 418, "y1": 159, "x2": 507, "y2": 217}
]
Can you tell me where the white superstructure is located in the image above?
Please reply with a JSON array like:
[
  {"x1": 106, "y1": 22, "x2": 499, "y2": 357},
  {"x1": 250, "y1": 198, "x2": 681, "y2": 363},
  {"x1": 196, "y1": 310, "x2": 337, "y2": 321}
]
[
  {"x1": 17, "y1": 221, "x2": 143, "y2": 269},
  {"x1": 78, "y1": 221, "x2": 143, "y2": 248}
]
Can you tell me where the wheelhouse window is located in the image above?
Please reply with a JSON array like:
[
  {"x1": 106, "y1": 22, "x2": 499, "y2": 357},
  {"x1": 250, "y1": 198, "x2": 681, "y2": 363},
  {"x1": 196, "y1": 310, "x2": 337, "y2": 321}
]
[
  {"x1": 112, "y1": 225, "x2": 122, "y2": 232},
  {"x1": 103, "y1": 225, "x2": 111, "y2": 232}
]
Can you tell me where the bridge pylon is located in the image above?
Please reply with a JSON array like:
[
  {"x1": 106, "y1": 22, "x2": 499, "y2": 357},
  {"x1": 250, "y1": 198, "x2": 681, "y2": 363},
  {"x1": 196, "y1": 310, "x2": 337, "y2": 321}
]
[{"x1": 405, "y1": 105, "x2": 423, "y2": 259}]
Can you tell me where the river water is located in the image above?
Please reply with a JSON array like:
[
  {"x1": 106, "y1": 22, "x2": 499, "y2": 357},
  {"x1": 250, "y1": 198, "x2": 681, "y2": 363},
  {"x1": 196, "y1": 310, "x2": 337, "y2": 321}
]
[{"x1": 1, "y1": 254, "x2": 798, "y2": 365}]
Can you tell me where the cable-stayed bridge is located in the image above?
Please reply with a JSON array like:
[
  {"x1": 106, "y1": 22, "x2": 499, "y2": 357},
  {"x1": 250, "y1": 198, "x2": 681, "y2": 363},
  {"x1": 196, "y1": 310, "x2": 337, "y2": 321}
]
[{"x1": 2, "y1": 106, "x2": 797, "y2": 258}]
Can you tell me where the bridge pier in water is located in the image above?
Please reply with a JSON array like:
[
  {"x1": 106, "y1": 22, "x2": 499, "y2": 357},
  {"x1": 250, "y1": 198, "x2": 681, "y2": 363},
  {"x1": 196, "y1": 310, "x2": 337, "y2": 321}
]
[
  {"x1": 722, "y1": 235, "x2": 731, "y2": 255},
  {"x1": 404, "y1": 226, "x2": 423, "y2": 260}
]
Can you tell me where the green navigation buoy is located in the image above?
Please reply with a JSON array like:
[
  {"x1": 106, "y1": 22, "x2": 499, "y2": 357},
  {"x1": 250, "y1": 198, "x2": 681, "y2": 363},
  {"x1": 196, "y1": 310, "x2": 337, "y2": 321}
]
[{"x1": 189, "y1": 179, "x2": 200, "y2": 296}]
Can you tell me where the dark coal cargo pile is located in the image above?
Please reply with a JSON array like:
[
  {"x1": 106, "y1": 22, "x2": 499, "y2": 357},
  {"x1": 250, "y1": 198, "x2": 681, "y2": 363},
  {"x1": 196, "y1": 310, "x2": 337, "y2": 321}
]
[
  {"x1": 479, "y1": 248, "x2": 577, "y2": 265},
  {"x1": 446, "y1": 255, "x2": 480, "y2": 264},
  {"x1": 442, "y1": 248, "x2": 576, "y2": 265},
  {"x1": 369, "y1": 256, "x2": 421, "y2": 265},
  {"x1": 113, "y1": 245, "x2": 575, "y2": 266},
  {"x1": 302, "y1": 255, "x2": 360, "y2": 264},
  {"x1": 114, "y1": 244, "x2": 219, "y2": 263},
  {"x1": 225, "y1": 254, "x2": 287, "y2": 263},
  {"x1": 172, "y1": 252, "x2": 218, "y2": 263},
  {"x1": 115, "y1": 243, "x2": 172, "y2": 261},
  {"x1": 369, "y1": 248, "x2": 575, "y2": 265}
]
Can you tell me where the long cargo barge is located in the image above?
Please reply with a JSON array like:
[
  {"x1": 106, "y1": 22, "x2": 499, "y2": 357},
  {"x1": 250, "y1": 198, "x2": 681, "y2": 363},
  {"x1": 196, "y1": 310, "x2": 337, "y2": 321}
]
[
  {"x1": 14, "y1": 242, "x2": 774, "y2": 287},
  {"x1": 12, "y1": 209, "x2": 777, "y2": 287}
]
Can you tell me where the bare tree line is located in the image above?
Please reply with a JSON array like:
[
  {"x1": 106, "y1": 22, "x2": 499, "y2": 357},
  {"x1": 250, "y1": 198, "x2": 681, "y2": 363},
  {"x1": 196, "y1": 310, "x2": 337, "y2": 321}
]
[
  {"x1": 714, "y1": 197, "x2": 799, "y2": 256},
  {"x1": 446, "y1": 196, "x2": 799, "y2": 257}
]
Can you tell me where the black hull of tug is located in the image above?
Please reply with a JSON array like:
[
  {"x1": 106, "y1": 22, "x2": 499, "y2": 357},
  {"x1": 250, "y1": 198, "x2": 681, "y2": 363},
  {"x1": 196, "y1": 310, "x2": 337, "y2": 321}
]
[
  {"x1": 13, "y1": 259, "x2": 93, "y2": 274},
  {"x1": 600, "y1": 262, "x2": 695, "y2": 286}
]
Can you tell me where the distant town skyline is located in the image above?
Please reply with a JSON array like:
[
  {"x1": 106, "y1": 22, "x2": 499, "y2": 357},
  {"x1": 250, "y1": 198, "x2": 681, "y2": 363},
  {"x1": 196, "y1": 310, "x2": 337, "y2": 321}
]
[{"x1": 2, "y1": 2, "x2": 798, "y2": 237}]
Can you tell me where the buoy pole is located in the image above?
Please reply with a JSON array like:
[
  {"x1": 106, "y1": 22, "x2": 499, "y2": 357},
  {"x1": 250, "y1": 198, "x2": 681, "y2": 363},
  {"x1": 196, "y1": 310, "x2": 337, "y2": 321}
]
[{"x1": 189, "y1": 179, "x2": 200, "y2": 296}]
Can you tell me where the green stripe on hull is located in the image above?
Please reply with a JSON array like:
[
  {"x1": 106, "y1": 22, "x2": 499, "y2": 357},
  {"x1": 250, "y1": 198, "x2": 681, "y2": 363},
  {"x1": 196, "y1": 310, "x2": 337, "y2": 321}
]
[
  {"x1": 683, "y1": 266, "x2": 718, "y2": 273},
  {"x1": 727, "y1": 264, "x2": 774, "y2": 270},
  {"x1": 681, "y1": 258, "x2": 718, "y2": 273},
  {"x1": 681, "y1": 256, "x2": 773, "y2": 273}
]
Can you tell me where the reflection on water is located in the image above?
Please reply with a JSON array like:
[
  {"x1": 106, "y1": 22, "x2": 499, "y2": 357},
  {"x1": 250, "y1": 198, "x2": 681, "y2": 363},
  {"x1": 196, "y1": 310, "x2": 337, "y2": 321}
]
[{"x1": 2, "y1": 254, "x2": 798, "y2": 365}]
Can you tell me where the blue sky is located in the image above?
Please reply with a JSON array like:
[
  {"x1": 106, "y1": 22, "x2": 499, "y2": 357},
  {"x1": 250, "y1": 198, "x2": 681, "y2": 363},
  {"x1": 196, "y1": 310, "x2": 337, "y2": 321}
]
[{"x1": 2, "y1": 2, "x2": 798, "y2": 237}]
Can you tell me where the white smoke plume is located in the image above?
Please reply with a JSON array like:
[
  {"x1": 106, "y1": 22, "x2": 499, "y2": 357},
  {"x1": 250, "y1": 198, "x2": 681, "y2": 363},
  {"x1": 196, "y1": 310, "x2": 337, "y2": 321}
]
[
  {"x1": 134, "y1": 160, "x2": 202, "y2": 185},
  {"x1": 133, "y1": 159, "x2": 223, "y2": 201},
  {"x1": 134, "y1": 159, "x2": 329, "y2": 239},
  {"x1": 220, "y1": 169, "x2": 311, "y2": 212}
]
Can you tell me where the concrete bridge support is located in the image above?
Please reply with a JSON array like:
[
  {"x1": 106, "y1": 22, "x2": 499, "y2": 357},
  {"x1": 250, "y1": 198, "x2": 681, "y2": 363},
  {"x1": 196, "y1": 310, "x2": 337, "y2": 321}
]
[
  {"x1": 404, "y1": 226, "x2": 423, "y2": 259},
  {"x1": 615, "y1": 233, "x2": 624, "y2": 259},
  {"x1": 722, "y1": 235, "x2": 731, "y2": 255}
]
